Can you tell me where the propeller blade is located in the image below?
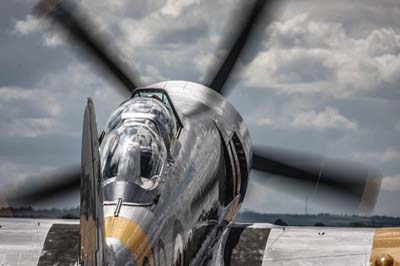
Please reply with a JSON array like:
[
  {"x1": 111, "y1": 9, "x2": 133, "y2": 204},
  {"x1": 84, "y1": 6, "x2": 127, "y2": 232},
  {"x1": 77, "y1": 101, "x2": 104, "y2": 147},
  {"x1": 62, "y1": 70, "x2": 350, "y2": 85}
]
[
  {"x1": 33, "y1": 0, "x2": 142, "y2": 95},
  {"x1": 1, "y1": 166, "x2": 80, "y2": 206},
  {"x1": 252, "y1": 146, "x2": 382, "y2": 213},
  {"x1": 205, "y1": 0, "x2": 276, "y2": 95}
]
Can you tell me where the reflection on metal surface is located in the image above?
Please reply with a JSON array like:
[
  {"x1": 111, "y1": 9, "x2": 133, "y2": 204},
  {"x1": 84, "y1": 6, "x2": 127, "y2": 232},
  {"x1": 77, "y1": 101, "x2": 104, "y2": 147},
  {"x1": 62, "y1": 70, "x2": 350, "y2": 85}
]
[
  {"x1": 98, "y1": 81, "x2": 252, "y2": 265},
  {"x1": 101, "y1": 124, "x2": 166, "y2": 190},
  {"x1": 374, "y1": 254, "x2": 395, "y2": 266},
  {"x1": 222, "y1": 195, "x2": 241, "y2": 223},
  {"x1": 103, "y1": 180, "x2": 157, "y2": 204},
  {"x1": 131, "y1": 88, "x2": 183, "y2": 132},
  {"x1": 104, "y1": 97, "x2": 176, "y2": 151},
  {"x1": 80, "y1": 98, "x2": 106, "y2": 266},
  {"x1": 100, "y1": 97, "x2": 176, "y2": 193},
  {"x1": 370, "y1": 228, "x2": 400, "y2": 266},
  {"x1": 106, "y1": 237, "x2": 136, "y2": 266},
  {"x1": 157, "y1": 240, "x2": 167, "y2": 266},
  {"x1": 105, "y1": 216, "x2": 154, "y2": 266},
  {"x1": 173, "y1": 233, "x2": 184, "y2": 266}
]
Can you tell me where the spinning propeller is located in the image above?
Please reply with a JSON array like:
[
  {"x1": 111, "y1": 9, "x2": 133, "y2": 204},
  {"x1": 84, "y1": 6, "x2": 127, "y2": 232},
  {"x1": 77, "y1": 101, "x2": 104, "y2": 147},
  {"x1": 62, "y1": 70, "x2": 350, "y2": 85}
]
[
  {"x1": 34, "y1": 0, "x2": 142, "y2": 96},
  {"x1": 1, "y1": 0, "x2": 382, "y2": 214}
]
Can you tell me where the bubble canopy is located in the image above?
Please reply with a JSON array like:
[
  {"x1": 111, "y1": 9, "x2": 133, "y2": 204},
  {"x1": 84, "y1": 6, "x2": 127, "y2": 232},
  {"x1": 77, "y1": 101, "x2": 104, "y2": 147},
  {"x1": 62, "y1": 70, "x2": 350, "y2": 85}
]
[{"x1": 100, "y1": 96, "x2": 177, "y2": 192}]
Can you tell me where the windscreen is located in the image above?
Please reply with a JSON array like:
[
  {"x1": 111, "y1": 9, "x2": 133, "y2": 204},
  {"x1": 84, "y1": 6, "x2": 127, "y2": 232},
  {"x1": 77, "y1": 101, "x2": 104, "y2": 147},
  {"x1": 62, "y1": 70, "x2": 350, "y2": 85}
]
[
  {"x1": 100, "y1": 97, "x2": 175, "y2": 190},
  {"x1": 105, "y1": 97, "x2": 177, "y2": 149},
  {"x1": 100, "y1": 123, "x2": 166, "y2": 189}
]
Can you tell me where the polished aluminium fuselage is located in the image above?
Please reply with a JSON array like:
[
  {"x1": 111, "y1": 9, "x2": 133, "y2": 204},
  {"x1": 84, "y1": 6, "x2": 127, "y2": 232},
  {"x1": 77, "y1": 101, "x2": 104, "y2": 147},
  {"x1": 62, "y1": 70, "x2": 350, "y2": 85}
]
[{"x1": 103, "y1": 81, "x2": 252, "y2": 266}]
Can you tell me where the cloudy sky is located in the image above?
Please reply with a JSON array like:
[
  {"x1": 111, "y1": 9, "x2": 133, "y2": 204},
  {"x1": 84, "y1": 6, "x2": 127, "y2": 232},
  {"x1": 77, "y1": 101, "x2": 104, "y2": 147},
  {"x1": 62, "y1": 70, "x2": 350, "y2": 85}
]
[{"x1": 1, "y1": 0, "x2": 400, "y2": 216}]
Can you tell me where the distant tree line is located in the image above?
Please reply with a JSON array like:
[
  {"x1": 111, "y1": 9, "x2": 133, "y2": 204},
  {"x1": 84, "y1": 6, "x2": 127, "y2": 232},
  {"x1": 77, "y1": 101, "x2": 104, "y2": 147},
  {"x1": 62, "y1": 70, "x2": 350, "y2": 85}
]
[{"x1": 0, "y1": 206, "x2": 79, "y2": 219}]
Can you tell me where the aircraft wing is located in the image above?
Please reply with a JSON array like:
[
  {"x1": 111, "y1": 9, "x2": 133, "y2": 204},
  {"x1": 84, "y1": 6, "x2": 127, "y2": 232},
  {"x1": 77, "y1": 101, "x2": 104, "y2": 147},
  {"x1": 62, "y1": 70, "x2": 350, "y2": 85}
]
[
  {"x1": 2, "y1": 217, "x2": 399, "y2": 266},
  {"x1": 0, "y1": 217, "x2": 79, "y2": 266},
  {"x1": 215, "y1": 223, "x2": 400, "y2": 266}
]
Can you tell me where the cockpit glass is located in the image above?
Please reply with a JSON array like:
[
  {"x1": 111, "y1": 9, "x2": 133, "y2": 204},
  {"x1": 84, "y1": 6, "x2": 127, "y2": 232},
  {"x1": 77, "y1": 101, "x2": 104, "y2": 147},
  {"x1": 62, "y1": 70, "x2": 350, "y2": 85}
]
[
  {"x1": 133, "y1": 90, "x2": 172, "y2": 110},
  {"x1": 100, "y1": 96, "x2": 176, "y2": 190},
  {"x1": 100, "y1": 122, "x2": 166, "y2": 189},
  {"x1": 104, "y1": 97, "x2": 177, "y2": 146}
]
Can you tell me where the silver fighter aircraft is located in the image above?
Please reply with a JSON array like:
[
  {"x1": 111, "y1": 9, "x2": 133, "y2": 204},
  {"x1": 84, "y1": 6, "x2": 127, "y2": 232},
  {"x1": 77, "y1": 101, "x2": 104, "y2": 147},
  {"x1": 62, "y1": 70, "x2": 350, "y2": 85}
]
[{"x1": 1, "y1": 0, "x2": 396, "y2": 266}]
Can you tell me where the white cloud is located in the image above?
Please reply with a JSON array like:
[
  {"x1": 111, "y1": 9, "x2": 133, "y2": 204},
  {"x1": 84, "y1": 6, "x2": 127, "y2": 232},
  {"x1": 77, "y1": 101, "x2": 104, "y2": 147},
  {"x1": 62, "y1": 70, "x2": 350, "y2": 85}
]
[
  {"x1": 143, "y1": 64, "x2": 167, "y2": 83},
  {"x1": 42, "y1": 31, "x2": 65, "y2": 47},
  {"x1": 0, "y1": 59, "x2": 125, "y2": 138},
  {"x1": 353, "y1": 148, "x2": 400, "y2": 163},
  {"x1": 257, "y1": 117, "x2": 273, "y2": 126},
  {"x1": 256, "y1": 107, "x2": 358, "y2": 130},
  {"x1": 367, "y1": 28, "x2": 400, "y2": 57},
  {"x1": 14, "y1": 15, "x2": 42, "y2": 35},
  {"x1": 246, "y1": 13, "x2": 400, "y2": 98},
  {"x1": 267, "y1": 13, "x2": 347, "y2": 49},
  {"x1": 117, "y1": 17, "x2": 157, "y2": 49},
  {"x1": 160, "y1": 0, "x2": 200, "y2": 17},
  {"x1": 14, "y1": 15, "x2": 66, "y2": 47},
  {"x1": 381, "y1": 175, "x2": 400, "y2": 192},
  {"x1": 192, "y1": 52, "x2": 220, "y2": 80},
  {"x1": 249, "y1": 48, "x2": 335, "y2": 85},
  {"x1": 291, "y1": 107, "x2": 358, "y2": 130}
]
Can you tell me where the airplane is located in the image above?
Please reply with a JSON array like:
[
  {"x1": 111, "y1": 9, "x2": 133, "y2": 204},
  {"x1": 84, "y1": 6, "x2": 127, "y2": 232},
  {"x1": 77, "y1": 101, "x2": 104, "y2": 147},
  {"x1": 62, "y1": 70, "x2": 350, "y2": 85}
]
[{"x1": 0, "y1": 0, "x2": 397, "y2": 265}]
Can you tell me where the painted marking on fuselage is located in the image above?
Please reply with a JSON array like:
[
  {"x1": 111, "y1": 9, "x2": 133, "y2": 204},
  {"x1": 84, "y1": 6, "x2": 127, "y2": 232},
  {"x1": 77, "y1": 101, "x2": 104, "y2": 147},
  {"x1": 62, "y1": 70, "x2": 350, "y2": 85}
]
[
  {"x1": 370, "y1": 227, "x2": 400, "y2": 265},
  {"x1": 105, "y1": 216, "x2": 154, "y2": 266}
]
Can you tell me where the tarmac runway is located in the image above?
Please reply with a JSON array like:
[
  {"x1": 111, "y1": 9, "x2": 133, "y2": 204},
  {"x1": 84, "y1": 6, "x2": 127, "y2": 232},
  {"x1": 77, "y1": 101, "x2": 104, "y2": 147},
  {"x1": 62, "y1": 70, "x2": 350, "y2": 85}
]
[{"x1": 0, "y1": 218, "x2": 78, "y2": 266}]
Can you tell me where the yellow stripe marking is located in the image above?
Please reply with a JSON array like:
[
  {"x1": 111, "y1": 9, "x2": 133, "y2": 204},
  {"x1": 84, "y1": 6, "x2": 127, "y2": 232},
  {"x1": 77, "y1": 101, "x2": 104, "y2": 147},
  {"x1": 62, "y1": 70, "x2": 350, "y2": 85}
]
[
  {"x1": 370, "y1": 228, "x2": 400, "y2": 265},
  {"x1": 105, "y1": 216, "x2": 154, "y2": 266}
]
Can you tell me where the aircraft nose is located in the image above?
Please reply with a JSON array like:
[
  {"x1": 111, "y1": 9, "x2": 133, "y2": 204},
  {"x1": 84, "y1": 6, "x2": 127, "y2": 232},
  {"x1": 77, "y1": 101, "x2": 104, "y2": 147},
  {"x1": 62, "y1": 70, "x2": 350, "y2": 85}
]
[{"x1": 105, "y1": 216, "x2": 154, "y2": 266}]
